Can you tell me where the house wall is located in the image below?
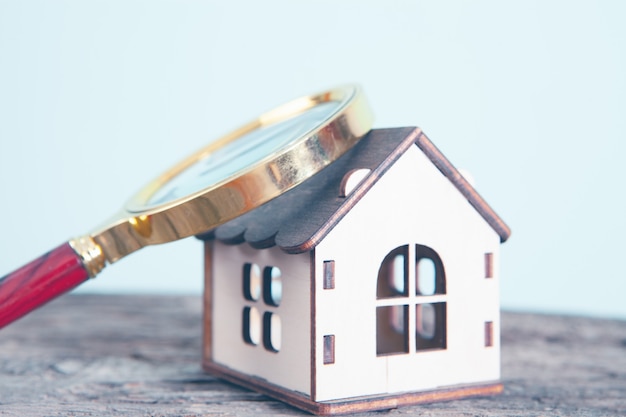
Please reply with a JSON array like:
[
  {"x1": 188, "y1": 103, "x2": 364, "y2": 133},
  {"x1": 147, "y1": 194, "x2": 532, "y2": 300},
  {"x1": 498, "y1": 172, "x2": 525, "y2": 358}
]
[
  {"x1": 313, "y1": 145, "x2": 501, "y2": 402},
  {"x1": 211, "y1": 242, "x2": 311, "y2": 396}
]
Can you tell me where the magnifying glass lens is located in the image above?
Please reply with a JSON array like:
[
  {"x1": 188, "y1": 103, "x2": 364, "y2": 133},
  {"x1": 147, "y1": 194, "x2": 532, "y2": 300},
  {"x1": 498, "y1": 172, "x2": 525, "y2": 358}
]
[{"x1": 146, "y1": 101, "x2": 342, "y2": 208}]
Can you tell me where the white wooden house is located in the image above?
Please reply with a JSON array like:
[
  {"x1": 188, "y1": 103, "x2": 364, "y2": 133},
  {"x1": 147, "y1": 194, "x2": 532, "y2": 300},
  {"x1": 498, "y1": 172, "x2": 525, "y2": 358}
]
[{"x1": 198, "y1": 127, "x2": 511, "y2": 415}]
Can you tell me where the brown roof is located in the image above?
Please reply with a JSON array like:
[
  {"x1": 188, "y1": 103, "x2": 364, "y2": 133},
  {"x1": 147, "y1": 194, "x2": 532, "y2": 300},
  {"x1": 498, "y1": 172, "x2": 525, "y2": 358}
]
[{"x1": 198, "y1": 127, "x2": 510, "y2": 253}]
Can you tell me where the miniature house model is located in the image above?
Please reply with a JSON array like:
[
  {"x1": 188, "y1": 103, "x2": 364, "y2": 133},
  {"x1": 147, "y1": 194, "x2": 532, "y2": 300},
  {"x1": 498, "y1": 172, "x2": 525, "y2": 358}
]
[{"x1": 198, "y1": 127, "x2": 510, "y2": 415}]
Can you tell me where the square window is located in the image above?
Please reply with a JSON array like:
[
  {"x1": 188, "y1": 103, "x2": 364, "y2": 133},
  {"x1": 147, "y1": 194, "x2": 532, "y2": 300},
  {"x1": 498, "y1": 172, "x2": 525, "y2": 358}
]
[
  {"x1": 416, "y1": 302, "x2": 446, "y2": 351},
  {"x1": 376, "y1": 305, "x2": 408, "y2": 356}
]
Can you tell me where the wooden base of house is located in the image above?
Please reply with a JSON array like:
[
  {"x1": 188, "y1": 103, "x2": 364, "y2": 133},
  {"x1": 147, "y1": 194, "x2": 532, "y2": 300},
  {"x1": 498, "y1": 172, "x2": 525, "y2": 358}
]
[{"x1": 203, "y1": 360, "x2": 503, "y2": 415}]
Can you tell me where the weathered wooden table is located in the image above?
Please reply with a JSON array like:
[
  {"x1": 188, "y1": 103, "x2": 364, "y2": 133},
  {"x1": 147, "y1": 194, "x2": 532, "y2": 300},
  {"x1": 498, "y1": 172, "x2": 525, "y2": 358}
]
[{"x1": 1, "y1": 295, "x2": 624, "y2": 416}]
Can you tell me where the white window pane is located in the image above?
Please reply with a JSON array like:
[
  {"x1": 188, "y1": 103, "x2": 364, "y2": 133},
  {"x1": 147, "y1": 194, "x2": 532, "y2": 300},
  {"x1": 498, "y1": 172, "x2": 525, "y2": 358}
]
[
  {"x1": 263, "y1": 266, "x2": 282, "y2": 306},
  {"x1": 243, "y1": 306, "x2": 261, "y2": 346},
  {"x1": 416, "y1": 257, "x2": 436, "y2": 295},
  {"x1": 263, "y1": 312, "x2": 282, "y2": 352},
  {"x1": 243, "y1": 263, "x2": 261, "y2": 301}
]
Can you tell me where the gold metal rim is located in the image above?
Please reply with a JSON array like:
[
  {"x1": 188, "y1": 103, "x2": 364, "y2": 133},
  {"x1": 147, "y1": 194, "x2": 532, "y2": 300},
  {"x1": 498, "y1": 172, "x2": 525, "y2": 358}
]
[{"x1": 91, "y1": 85, "x2": 374, "y2": 263}]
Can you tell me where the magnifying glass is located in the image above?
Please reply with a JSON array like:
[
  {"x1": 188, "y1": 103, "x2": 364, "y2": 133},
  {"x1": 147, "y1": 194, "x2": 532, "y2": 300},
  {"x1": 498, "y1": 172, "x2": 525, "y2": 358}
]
[{"x1": 0, "y1": 85, "x2": 373, "y2": 329}]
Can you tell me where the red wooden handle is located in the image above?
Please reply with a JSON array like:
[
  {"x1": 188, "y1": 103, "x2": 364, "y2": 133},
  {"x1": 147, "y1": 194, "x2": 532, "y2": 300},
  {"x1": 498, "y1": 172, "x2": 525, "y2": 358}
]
[{"x1": 0, "y1": 243, "x2": 90, "y2": 329}]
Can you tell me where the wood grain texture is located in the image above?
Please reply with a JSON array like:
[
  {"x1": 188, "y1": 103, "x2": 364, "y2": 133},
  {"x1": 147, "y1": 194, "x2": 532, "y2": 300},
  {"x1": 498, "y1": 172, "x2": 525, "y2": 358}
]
[
  {"x1": 0, "y1": 294, "x2": 625, "y2": 416},
  {"x1": 199, "y1": 127, "x2": 510, "y2": 253},
  {"x1": 0, "y1": 242, "x2": 89, "y2": 329}
]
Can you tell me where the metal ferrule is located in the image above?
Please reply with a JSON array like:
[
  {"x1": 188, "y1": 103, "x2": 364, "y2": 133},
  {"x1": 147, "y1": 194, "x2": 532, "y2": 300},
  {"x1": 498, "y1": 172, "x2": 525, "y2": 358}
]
[{"x1": 69, "y1": 236, "x2": 107, "y2": 278}]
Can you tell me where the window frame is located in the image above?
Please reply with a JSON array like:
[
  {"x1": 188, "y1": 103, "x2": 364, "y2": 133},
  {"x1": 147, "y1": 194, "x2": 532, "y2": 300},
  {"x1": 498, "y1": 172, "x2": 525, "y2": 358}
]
[{"x1": 376, "y1": 244, "x2": 448, "y2": 356}]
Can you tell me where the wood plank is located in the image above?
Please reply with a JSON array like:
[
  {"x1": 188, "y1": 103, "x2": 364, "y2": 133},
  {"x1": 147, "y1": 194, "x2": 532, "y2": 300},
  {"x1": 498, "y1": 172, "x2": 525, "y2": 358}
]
[{"x1": 0, "y1": 294, "x2": 625, "y2": 416}]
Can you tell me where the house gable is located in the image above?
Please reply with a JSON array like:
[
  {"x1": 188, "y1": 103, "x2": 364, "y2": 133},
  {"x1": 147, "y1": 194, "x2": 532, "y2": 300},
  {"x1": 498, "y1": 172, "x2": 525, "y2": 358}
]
[{"x1": 311, "y1": 144, "x2": 502, "y2": 401}]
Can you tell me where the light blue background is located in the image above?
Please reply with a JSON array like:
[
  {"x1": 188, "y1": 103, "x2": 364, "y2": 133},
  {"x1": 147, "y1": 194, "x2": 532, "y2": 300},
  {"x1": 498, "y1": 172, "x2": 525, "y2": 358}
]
[{"x1": 1, "y1": 1, "x2": 624, "y2": 319}]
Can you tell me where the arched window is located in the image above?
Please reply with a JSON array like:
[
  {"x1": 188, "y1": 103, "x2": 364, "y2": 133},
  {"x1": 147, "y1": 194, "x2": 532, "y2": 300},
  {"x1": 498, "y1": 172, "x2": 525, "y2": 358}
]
[{"x1": 376, "y1": 244, "x2": 447, "y2": 356}]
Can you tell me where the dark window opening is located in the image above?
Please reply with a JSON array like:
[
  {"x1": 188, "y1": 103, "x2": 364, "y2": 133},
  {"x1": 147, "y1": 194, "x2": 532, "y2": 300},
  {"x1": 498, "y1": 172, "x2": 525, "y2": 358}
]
[
  {"x1": 376, "y1": 305, "x2": 409, "y2": 355},
  {"x1": 416, "y1": 302, "x2": 447, "y2": 351},
  {"x1": 377, "y1": 245, "x2": 409, "y2": 299}
]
